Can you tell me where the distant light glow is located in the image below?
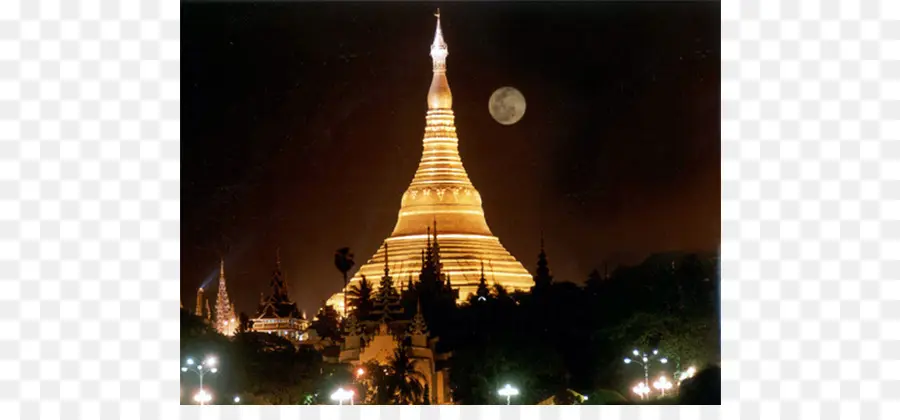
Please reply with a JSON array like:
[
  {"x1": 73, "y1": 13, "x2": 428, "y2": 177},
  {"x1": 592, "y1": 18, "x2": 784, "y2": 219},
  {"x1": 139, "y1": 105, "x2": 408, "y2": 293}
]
[
  {"x1": 194, "y1": 388, "x2": 212, "y2": 404},
  {"x1": 632, "y1": 382, "x2": 650, "y2": 400},
  {"x1": 331, "y1": 387, "x2": 354, "y2": 405},
  {"x1": 653, "y1": 376, "x2": 673, "y2": 396},
  {"x1": 498, "y1": 384, "x2": 519, "y2": 397}
]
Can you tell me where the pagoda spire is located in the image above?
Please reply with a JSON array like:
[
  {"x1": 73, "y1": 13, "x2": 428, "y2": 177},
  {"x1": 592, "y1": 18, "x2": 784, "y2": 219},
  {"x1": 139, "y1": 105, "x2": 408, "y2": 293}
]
[
  {"x1": 431, "y1": 218, "x2": 442, "y2": 276},
  {"x1": 533, "y1": 233, "x2": 553, "y2": 293},
  {"x1": 408, "y1": 298, "x2": 428, "y2": 337},
  {"x1": 384, "y1": 243, "x2": 390, "y2": 277},
  {"x1": 475, "y1": 261, "x2": 490, "y2": 301},
  {"x1": 195, "y1": 287, "x2": 204, "y2": 317},
  {"x1": 430, "y1": 9, "x2": 448, "y2": 73},
  {"x1": 272, "y1": 248, "x2": 289, "y2": 299},
  {"x1": 331, "y1": 10, "x2": 535, "y2": 305},
  {"x1": 215, "y1": 258, "x2": 237, "y2": 336},
  {"x1": 427, "y1": 9, "x2": 452, "y2": 110}
]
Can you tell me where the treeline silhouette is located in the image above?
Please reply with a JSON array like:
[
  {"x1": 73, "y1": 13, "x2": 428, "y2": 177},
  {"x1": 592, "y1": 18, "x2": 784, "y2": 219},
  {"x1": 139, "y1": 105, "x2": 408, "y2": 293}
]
[{"x1": 180, "y1": 251, "x2": 720, "y2": 404}]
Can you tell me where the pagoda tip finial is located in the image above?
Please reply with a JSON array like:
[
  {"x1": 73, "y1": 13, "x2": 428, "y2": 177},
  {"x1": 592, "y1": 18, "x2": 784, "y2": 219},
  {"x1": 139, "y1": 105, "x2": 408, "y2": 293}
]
[
  {"x1": 384, "y1": 242, "x2": 390, "y2": 274},
  {"x1": 435, "y1": 8, "x2": 440, "y2": 19}
]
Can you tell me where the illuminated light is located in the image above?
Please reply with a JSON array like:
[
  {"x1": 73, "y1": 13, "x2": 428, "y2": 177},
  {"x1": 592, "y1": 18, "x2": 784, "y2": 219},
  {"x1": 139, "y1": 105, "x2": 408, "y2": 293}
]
[
  {"x1": 678, "y1": 366, "x2": 697, "y2": 382},
  {"x1": 624, "y1": 358, "x2": 631, "y2": 364},
  {"x1": 194, "y1": 388, "x2": 212, "y2": 405},
  {"x1": 233, "y1": 396, "x2": 240, "y2": 403},
  {"x1": 356, "y1": 368, "x2": 365, "y2": 377},
  {"x1": 653, "y1": 376, "x2": 673, "y2": 396},
  {"x1": 399, "y1": 210, "x2": 487, "y2": 217},
  {"x1": 331, "y1": 388, "x2": 354, "y2": 405},
  {"x1": 385, "y1": 233, "x2": 498, "y2": 241},
  {"x1": 186, "y1": 358, "x2": 194, "y2": 365},
  {"x1": 497, "y1": 384, "x2": 519, "y2": 405},
  {"x1": 631, "y1": 382, "x2": 650, "y2": 400},
  {"x1": 660, "y1": 357, "x2": 668, "y2": 364},
  {"x1": 633, "y1": 350, "x2": 639, "y2": 356}
]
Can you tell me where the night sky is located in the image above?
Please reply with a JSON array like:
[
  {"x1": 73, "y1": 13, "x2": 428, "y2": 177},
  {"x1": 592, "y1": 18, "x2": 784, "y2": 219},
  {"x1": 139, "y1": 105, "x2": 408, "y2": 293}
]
[{"x1": 182, "y1": 2, "x2": 720, "y2": 315}]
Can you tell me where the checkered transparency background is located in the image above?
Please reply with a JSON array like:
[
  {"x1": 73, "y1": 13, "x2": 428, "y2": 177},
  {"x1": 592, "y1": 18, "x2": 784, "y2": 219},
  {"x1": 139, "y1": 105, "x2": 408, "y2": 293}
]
[{"x1": 0, "y1": 0, "x2": 897, "y2": 419}]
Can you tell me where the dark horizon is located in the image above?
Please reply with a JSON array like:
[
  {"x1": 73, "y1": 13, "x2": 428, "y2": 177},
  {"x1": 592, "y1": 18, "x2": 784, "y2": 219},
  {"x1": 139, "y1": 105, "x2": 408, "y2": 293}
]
[{"x1": 182, "y1": 2, "x2": 720, "y2": 315}]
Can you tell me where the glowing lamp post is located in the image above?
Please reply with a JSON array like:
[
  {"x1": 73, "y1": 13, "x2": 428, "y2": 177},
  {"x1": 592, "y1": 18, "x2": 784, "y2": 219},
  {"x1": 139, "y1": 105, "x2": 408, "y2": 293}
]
[
  {"x1": 181, "y1": 356, "x2": 218, "y2": 405},
  {"x1": 194, "y1": 388, "x2": 212, "y2": 405},
  {"x1": 652, "y1": 375, "x2": 673, "y2": 397},
  {"x1": 356, "y1": 367, "x2": 365, "y2": 378},
  {"x1": 331, "y1": 387, "x2": 354, "y2": 405},
  {"x1": 631, "y1": 382, "x2": 650, "y2": 400},
  {"x1": 497, "y1": 384, "x2": 519, "y2": 405},
  {"x1": 623, "y1": 348, "x2": 667, "y2": 388}
]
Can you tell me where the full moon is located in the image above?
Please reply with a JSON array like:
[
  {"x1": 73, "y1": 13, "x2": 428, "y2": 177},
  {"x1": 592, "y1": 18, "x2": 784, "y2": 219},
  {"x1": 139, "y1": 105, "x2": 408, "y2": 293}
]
[{"x1": 489, "y1": 87, "x2": 526, "y2": 125}]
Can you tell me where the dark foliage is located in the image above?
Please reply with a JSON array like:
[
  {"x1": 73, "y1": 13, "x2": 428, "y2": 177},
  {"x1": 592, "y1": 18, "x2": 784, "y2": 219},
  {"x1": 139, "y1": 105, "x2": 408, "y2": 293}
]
[
  {"x1": 677, "y1": 365, "x2": 721, "y2": 405},
  {"x1": 442, "y1": 252, "x2": 720, "y2": 404},
  {"x1": 346, "y1": 275, "x2": 375, "y2": 320},
  {"x1": 310, "y1": 305, "x2": 342, "y2": 341},
  {"x1": 180, "y1": 252, "x2": 719, "y2": 405}
]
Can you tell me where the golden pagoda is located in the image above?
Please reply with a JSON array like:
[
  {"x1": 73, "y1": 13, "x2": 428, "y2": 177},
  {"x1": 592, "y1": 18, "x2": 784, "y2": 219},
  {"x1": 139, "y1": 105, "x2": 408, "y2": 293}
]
[{"x1": 328, "y1": 11, "x2": 532, "y2": 314}]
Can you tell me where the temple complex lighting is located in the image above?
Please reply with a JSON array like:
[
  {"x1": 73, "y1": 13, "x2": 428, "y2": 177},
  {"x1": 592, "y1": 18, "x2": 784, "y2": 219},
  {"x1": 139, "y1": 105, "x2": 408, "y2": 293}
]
[{"x1": 329, "y1": 10, "x2": 532, "y2": 313}]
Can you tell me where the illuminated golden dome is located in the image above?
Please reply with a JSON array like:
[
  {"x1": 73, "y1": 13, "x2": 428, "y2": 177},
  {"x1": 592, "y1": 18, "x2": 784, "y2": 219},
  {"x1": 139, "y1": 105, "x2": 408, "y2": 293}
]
[{"x1": 328, "y1": 10, "x2": 532, "y2": 314}]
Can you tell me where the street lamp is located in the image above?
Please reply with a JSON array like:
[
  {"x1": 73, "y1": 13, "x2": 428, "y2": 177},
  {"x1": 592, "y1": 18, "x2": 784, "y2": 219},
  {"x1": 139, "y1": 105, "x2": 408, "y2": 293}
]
[
  {"x1": 331, "y1": 387, "x2": 354, "y2": 405},
  {"x1": 652, "y1": 375, "x2": 673, "y2": 397},
  {"x1": 623, "y1": 348, "x2": 668, "y2": 388},
  {"x1": 233, "y1": 396, "x2": 241, "y2": 404},
  {"x1": 193, "y1": 388, "x2": 212, "y2": 405},
  {"x1": 181, "y1": 355, "x2": 218, "y2": 405},
  {"x1": 497, "y1": 384, "x2": 519, "y2": 405},
  {"x1": 356, "y1": 367, "x2": 365, "y2": 378},
  {"x1": 631, "y1": 382, "x2": 650, "y2": 400}
]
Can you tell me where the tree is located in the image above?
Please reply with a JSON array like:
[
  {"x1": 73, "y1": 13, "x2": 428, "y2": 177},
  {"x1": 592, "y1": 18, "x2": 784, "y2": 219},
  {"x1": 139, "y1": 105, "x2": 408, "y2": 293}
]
[
  {"x1": 346, "y1": 275, "x2": 374, "y2": 320},
  {"x1": 678, "y1": 365, "x2": 720, "y2": 404},
  {"x1": 232, "y1": 333, "x2": 323, "y2": 404},
  {"x1": 387, "y1": 345, "x2": 426, "y2": 404},
  {"x1": 334, "y1": 247, "x2": 356, "y2": 314},
  {"x1": 237, "y1": 312, "x2": 254, "y2": 334},
  {"x1": 310, "y1": 305, "x2": 342, "y2": 341},
  {"x1": 359, "y1": 361, "x2": 392, "y2": 404}
]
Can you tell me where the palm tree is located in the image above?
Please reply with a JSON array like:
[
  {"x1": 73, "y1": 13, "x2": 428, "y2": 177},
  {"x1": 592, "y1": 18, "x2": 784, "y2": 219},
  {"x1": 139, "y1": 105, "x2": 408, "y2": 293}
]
[
  {"x1": 387, "y1": 345, "x2": 427, "y2": 404},
  {"x1": 346, "y1": 275, "x2": 374, "y2": 320},
  {"x1": 334, "y1": 247, "x2": 355, "y2": 315}
]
